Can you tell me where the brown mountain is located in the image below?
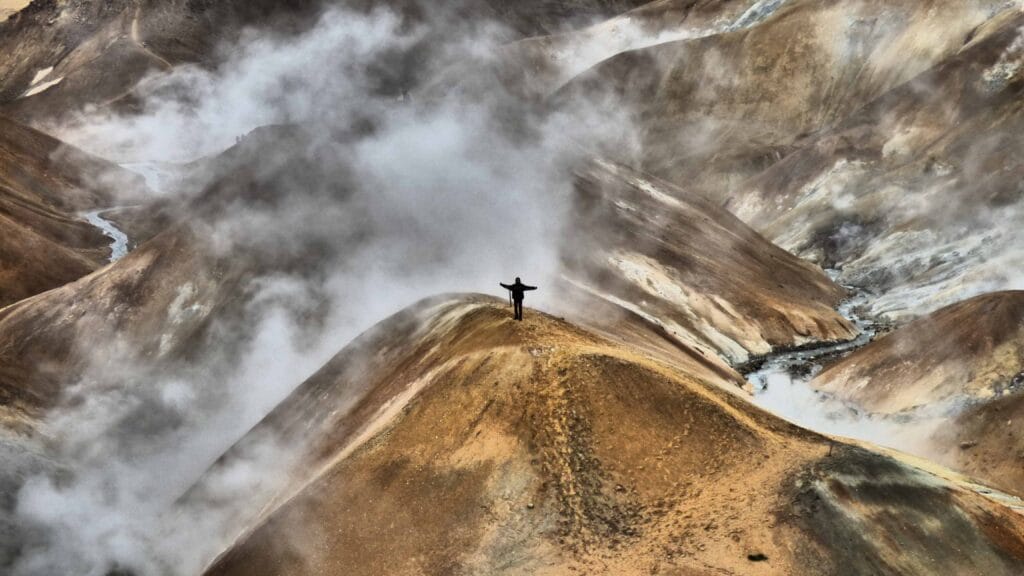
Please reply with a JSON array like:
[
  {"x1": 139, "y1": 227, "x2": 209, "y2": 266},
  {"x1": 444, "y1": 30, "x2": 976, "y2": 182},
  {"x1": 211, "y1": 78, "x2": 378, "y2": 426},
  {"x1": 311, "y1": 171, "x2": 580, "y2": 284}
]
[
  {"x1": 558, "y1": 0, "x2": 1015, "y2": 195},
  {"x1": 813, "y1": 291, "x2": 1024, "y2": 414},
  {"x1": 732, "y1": 8, "x2": 1024, "y2": 318},
  {"x1": 564, "y1": 160, "x2": 854, "y2": 367},
  {"x1": 0, "y1": 0, "x2": 659, "y2": 124},
  {"x1": 6, "y1": 1, "x2": 1024, "y2": 574},
  {"x1": 202, "y1": 296, "x2": 1024, "y2": 576},
  {"x1": 0, "y1": 119, "x2": 856, "y2": 429}
]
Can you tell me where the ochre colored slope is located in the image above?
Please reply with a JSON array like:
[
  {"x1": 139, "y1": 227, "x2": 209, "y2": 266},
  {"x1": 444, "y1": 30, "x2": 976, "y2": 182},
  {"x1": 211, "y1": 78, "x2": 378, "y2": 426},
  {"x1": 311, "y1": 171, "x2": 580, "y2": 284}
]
[
  {"x1": 813, "y1": 291, "x2": 1024, "y2": 414},
  {"x1": 203, "y1": 296, "x2": 1024, "y2": 576}
]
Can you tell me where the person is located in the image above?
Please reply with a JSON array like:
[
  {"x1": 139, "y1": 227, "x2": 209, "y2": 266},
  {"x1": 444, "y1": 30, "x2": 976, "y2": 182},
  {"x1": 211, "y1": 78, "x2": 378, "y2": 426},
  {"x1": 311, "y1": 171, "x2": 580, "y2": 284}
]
[{"x1": 500, "y1": 277, "x2": 537, "y2": 321}]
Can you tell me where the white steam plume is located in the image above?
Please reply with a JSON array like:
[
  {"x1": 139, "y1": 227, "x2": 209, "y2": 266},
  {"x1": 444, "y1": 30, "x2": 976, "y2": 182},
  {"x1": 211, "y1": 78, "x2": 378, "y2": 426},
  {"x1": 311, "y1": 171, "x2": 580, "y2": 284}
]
[{"x1": 8, "y1": 5, "x2": 637, "y2": 576}]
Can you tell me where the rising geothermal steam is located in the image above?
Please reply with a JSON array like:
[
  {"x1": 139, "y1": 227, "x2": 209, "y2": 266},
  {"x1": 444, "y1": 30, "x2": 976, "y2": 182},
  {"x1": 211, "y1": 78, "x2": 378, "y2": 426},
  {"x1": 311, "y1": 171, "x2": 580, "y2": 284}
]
[{"x1": 10, "y1": 5, "x2": 636, "y2": 576}]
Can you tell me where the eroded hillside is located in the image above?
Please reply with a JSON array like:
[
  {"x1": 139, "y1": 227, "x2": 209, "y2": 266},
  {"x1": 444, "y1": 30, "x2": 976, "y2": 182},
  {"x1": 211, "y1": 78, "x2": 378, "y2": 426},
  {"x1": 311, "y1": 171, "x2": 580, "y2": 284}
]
[
  {"x1": 2, "y1": 0, "x2": 1024, "y2": 574},
  {"x1": 203, "y1": 297, "x2": 1024, "y2": 576},
  {"x1": 0, "y1": 115, "x2": 145, "y2": 307}
]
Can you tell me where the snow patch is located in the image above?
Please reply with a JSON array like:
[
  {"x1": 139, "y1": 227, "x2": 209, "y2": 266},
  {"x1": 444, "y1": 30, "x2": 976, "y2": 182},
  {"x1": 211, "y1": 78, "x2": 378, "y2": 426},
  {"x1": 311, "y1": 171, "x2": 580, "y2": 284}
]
[
  {"x1": 29, "y1": 66, "x2": 54, "y2": 85},
  {"x1": 542, "y1": 0, "x2": 791, "y2": 90},
  {"x1": 981, "y1": 24, "x2": 1024, "y2": 92},
  {"x1": 727, "y1": 0, "x2": 788, "y2": 31},
  {"x1": 21, "y1": 76, "x2": 64, "y2": 98},
  {"x1": 159, "y1": 283, "x2": 213, "y2": 355}
]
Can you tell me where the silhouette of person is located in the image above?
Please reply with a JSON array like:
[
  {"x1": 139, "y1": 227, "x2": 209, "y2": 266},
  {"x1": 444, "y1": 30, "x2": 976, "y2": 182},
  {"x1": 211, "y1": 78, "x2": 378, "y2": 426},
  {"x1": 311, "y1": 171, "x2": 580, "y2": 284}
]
[{"x1": 500, "y1": 277, "x2": 537, "y2": 321}]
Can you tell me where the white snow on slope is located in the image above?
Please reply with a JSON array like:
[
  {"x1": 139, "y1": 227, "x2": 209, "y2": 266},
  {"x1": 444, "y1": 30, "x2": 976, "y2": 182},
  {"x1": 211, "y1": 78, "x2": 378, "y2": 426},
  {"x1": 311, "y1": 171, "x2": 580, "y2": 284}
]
[
  {"x1": 542, "y1": 0, "x2": 791, "y2": 90},
  {"x1": 21, "y1": 76, "x2": 64, "y2": 98}
]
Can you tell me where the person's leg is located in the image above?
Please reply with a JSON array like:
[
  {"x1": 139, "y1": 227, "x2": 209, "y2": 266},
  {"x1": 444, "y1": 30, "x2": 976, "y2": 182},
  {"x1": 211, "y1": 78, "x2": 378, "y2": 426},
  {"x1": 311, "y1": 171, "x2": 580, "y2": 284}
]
[{"x1": 515, "y1": 300, "x2": 522, "y2": 320}]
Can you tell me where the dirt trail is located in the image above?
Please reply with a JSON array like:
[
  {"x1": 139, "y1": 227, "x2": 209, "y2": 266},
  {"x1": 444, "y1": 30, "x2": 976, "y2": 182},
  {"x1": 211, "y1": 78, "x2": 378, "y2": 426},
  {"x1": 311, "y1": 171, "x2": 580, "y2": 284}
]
[{"x1": 130, "y1": 5, "x2": 172, "y2": 70}]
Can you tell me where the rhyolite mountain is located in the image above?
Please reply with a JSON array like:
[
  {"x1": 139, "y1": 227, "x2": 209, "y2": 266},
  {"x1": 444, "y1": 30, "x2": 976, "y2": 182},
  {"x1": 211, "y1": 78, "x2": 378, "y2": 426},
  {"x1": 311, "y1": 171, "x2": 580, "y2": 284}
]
[{"x1": 4, "y1": 0, "x2": 1024, "y2": 575}]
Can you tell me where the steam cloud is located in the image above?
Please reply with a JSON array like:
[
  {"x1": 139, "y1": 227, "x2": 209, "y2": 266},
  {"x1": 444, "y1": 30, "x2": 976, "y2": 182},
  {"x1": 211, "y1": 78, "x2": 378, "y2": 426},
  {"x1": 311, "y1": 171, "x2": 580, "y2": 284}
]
[{"x1": 7, "y1": 5, "x2": 636, "y2": 575}]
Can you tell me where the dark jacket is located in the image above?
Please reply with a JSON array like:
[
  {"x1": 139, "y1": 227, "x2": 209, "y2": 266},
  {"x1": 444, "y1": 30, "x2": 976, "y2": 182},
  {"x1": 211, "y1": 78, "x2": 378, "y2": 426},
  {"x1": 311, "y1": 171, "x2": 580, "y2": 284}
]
[{"x1": 500, "y1": 280, "x2": 537, "y2": 301}]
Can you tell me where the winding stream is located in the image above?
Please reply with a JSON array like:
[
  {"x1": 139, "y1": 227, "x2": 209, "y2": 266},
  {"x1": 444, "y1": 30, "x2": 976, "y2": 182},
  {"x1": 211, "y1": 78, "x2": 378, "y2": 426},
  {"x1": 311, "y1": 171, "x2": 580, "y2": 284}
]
[
  {"x1": 738, "y1": 279, "x2": 943, "y2": 452},
  {"x1": 82, "y1": 209, "x2": 130, "y2": 263},
  {"x1": 79, "y1": 160, "x2": 176, "y2": 264},
  {"x1": 745, "y1": 288, "x2": 877, "y2": 391}
]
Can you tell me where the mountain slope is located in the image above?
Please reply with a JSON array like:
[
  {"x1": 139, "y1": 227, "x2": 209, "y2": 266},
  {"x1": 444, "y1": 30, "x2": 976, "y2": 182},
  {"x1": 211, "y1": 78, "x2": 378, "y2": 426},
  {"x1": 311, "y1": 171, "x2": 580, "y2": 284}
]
[
  {"x1": 565, "y1": 160, "x2": 855, "y2": 366},
  {"x1": 559, "y1": 0, "x2": 1017, "y2": 195},
  {"x1": 0, "y1": 225, "x2": 243, "y2": 428},
  {"x1": 733, "y1": 8, "x2": 1024, "y2": 318},
  {"x1": 0, "y1": 115, "x2": 143, "y2": 308},
  {"x1": 812, "y1": 291, "x2": 1024, "y2": 414},
  {"x1": 810, "y1": 291, "x2": 1024, "y2": 496},
  {"x1": 203, "y1": 296, "x2": 1024, "y2": 576}
]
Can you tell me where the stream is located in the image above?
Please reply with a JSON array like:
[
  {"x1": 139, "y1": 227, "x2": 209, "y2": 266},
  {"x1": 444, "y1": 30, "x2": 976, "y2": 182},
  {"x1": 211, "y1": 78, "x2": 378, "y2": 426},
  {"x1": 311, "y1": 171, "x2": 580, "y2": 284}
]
[
  {"x1": 745, "y1": 288, "x2": 877, "y2": 392},
  {"x1": 79, "y1": 161, "x2": 177, "y2": 264},
  {"x1": 740, "y1": 277, "x2": 944, "y2": 452},
  {"x1": 739, "y1": 278, "x2": 1024, "y2": 509},
  {"x1": 82, "y1": 209, "x2": 130, "y2": 263}
]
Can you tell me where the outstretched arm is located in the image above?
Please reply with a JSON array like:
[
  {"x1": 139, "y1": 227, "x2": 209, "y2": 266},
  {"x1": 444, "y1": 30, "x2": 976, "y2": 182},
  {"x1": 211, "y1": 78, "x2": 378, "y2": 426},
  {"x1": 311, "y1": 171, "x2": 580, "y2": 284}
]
[
  {"x1": 500, "y1": 283, "x2": 512, "y2": 290},
  {"x1": 523, "y1": 285, "x2": 537, "y2": 291}
]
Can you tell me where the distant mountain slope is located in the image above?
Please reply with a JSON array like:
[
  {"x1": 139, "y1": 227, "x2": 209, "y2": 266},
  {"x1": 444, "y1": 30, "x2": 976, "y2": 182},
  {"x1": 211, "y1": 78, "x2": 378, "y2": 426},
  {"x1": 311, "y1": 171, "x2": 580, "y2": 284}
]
[
  {"x1": 733, "y1": 8, "x2": 1024, "y2": 318},
  {"x1": 497, "y1": 0, "x2": 769, "y2": 96},
  {"x1": 0, "y1": 226, "x2": 231, "y2": 424},
  {"x1": 0, "y1": 115, "x2": 143, "y2": 308},
  {"x1": 0, "y1": 0, "x2": 656, "y2": 124},
  {"x1": 202, "y1": 296, "x2": 1024, "y2": 576},
  {"x1": 559, "y1": 0, "x2": 1016, "y2": 196}
]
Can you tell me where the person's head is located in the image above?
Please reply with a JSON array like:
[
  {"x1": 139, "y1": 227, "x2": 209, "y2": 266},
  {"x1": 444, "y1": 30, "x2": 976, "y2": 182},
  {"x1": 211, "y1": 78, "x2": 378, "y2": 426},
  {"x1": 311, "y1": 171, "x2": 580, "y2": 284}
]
[{"x1": 515, "y1": 277, "x2": 521, "y2": 283}]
